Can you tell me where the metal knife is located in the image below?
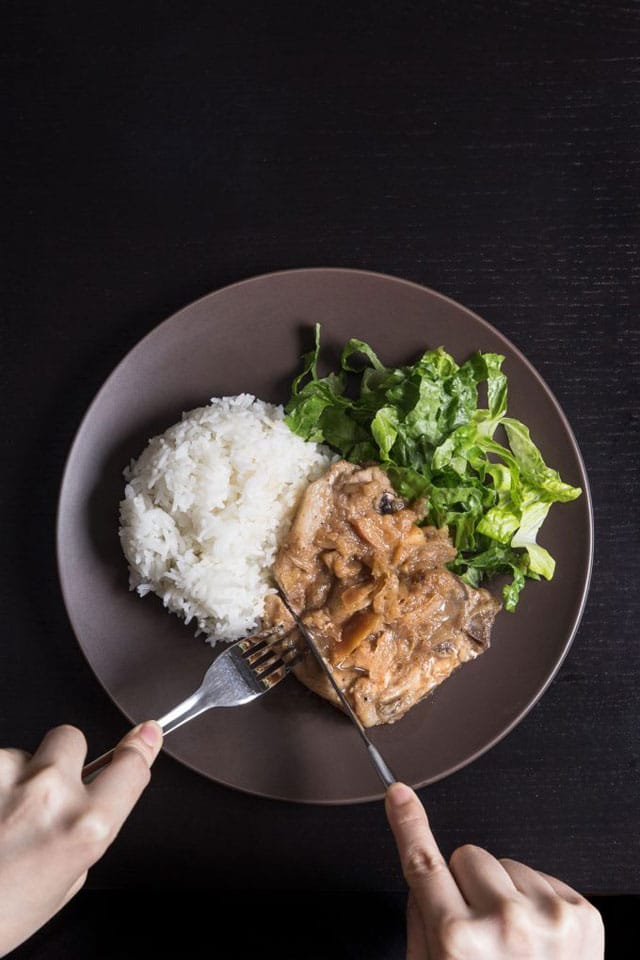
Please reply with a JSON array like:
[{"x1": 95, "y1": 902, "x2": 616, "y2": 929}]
[{"x1": 276, "y1": 583, "x2": 397, "y2": 790}]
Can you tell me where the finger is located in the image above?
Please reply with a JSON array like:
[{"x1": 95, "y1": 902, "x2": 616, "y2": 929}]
[
  {"x1": 87, "y1": 722, "x2": 162, "y2": 831},
  {"x1": 406, "y1": 891, "x2": 430, "y2": 960},
  {"x1": 61, "y1": 871, "x2": 88, "y2": 908},
  {"x1": 534, "y1": 869, "x2": 586, "y2": 905},
  {"x1": 385, "y1": 782, "x2": 467, "y2": 921},
  {"x1": 449, "y1": 844, "x2": 518, "y2": 910},
  {"x1": 500, "y1": 858, "x2": 560, "y2": 903},
  {"x1": 0, "y1": 748, "x2": 31, "y2": 788},
  {"x1": 28, "y1": 725, "x2": 88, "y2": 778}
]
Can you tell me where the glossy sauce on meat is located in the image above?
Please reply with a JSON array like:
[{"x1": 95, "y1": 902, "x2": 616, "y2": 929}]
[{"x1": 265, "y1": 461, "x2": 501, "y2": 727}]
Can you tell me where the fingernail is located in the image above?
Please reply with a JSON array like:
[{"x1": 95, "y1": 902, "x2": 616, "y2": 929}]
[
  {"x1": 387, "y1": 782, "x2": 414, "y2": 805},
  {"x1": 136, "y1": 721, "x2": 163, "y2": 749}
]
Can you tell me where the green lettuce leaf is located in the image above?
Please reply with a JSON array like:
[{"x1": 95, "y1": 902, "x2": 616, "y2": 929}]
[{"x1": 284, "y1": 328, "x2": 582, "y2": 610}]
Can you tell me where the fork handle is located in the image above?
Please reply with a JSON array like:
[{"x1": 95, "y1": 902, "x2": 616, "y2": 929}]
[
  {"x1": 81, "y1": 691, "x2": 209, "y2": 783},
  {"x1": 82, "y1": 747, "x2": 117, "y2": 782},
  {"x1": 156, "y1": 690, "x2": 207, "y2": 735}
]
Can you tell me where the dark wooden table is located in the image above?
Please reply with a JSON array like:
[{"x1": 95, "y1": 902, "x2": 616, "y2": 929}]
[{"x1": 3, "y1": 1, "x2": 639, "y2": 956}]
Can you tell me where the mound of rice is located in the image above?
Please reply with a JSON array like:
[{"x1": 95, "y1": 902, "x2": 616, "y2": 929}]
[{"x1": 119, "y1": 394, "x2": 332, "y2": 642}]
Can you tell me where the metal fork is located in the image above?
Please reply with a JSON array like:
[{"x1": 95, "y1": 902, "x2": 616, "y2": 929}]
[{"x1": 82, "y1": 629, "x2": 300, "y2": 782}]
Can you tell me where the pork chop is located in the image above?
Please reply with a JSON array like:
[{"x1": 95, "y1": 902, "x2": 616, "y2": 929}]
[{"x1": 265, "y1": 460, "x2": 501, "y2": 726}]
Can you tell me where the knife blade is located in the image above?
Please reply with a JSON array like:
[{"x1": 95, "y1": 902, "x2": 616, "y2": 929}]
[{"x1": 276, "y1": 583, "x2": 397, "y2": 790}]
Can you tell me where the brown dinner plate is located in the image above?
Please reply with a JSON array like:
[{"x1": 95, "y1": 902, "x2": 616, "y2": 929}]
[{"x1": 56, "y1": 268, "x2": 593, "y2": 804}]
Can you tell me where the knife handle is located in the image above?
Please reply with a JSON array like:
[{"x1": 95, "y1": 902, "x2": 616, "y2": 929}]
[{"x1": 367, "y1": 743, "x2": 397, "y2": 789}]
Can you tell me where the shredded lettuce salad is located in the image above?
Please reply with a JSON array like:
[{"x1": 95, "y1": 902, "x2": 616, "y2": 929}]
[{"x1": 284, "y1": 325, "x2": 581, "y2": 611}]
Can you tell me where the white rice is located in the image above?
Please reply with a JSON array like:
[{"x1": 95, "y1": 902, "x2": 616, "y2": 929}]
[{"x1": 119, "y1": 394, "x2": 332, "y2": 642}]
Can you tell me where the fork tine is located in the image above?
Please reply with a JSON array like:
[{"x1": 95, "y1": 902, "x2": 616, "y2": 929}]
[
  {"x1": 253, "y1": 646, "x2": 306, "y2": 687},
  {"x1": 246, "y1": 640, "x2": 289, "y2": 666},
  {"x1": 252, "y1": 640, "x2": 294, "y2": 663},
  {"x1": 253, "y1": 650, "x2": 285, "y2": 677},
  {"x1": 250, "y1": 645, "x2": 295, "y2": 677},
  {"x1": 236, "y1": 622, "x2": 289, "y2": 657},
  {"x1": 243, "y1": 641, "x2": 272, "y2": 665},
  {"x1": 258, "y1": 635, "x2": 307, "y2": 669},
  {"x1": 281, "y1": 647, "x2": 305, "y2": 669},
  {"x1": 260, "y1": 664, "x2": 288, "y2": 689},
  {"x1": 235, "y1": 634, "x2": 270, "y2": 656}
]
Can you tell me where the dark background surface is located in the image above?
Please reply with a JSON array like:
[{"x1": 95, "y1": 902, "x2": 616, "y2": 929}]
[{"x1": 2, "y1": 0, "x2": 639, "y2": 956}]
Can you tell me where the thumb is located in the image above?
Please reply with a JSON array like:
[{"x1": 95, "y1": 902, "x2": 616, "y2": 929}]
[
  {"x1": 85, "y1": 721, "x2": 163, "y2": 828},
  {"x1": 115, "y1": 721, "x2": 164, "y2": 767}
]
